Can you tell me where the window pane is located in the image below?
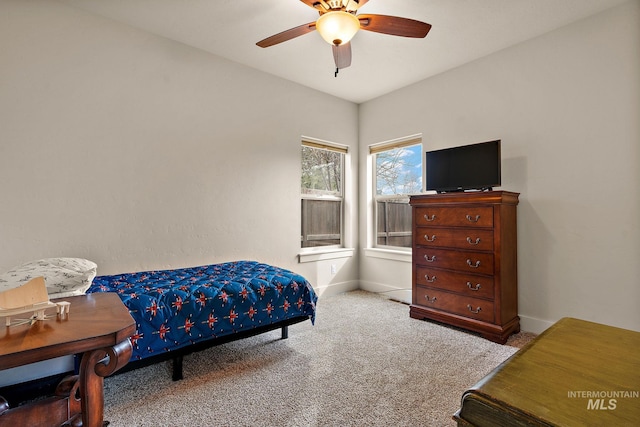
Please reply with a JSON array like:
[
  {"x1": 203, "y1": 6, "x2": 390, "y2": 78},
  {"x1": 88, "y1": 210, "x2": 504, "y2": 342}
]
[
  {"x1": 376, "y1": 199, "x2": 412, "y2": 247},
  {"x1": 301, "y1": 199, "x2": 341, "y2": 247},
  {"x1": 302, "y1": 146, "x2": 342, "y2": 196},
  {"x1": 375, "y1": 144, "x2": 422, "y2": 195},
  {"x1": 374, "y1": 142, "x2": 421, "y2": 249},
  {"x1": 301, "y1": 143, "x2": 345, "y2": 249}
]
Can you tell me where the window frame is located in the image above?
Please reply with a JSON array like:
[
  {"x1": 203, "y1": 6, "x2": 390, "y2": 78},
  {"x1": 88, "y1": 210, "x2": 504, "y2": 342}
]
[
  {"x1": 300, "y1": 138, "x2": 347, "y2": 252},
  {"x1": 370, "y1": 136, "x2": 423, "y2": 251}
]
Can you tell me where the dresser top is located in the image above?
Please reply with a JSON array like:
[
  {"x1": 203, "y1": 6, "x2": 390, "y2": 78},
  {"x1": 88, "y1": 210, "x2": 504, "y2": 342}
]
[{"x1": 410, "y1": 190, "x2": 519, "y2": 206}]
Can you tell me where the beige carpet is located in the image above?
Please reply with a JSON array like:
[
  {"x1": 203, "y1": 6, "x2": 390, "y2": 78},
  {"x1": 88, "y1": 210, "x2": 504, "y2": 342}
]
[{"x1": 103, "y1": 291, "x2": 525, "y2": 426}]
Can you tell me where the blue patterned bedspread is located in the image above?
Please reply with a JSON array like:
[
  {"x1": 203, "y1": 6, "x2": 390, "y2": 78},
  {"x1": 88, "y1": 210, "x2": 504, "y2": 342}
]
[{"x1": 87, "y1": 261, "x2": 317, "y2": 361}]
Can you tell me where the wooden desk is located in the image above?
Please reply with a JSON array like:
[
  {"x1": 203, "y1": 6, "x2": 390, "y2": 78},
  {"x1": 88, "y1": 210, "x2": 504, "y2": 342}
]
[
  {"x1": 453, "y1": 317, "x2": 640, "y2": 426},
  {"x1": 0, "y1": 293, "x2": 135, "y2": 427}
]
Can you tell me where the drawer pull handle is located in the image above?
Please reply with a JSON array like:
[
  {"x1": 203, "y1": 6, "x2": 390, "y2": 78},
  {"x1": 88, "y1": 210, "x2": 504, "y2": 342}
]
[
  {"x1": 424, "y1": 255, "x2": 436, "y2": 263},
  {"x1": 467, "y1": 259, "x2": 481, "y2": 268},
  {"x1": 425, "y1": 295, "x2": 437, "y2": 303},
  {"x1": 424, "y1": 274, "x2": 436, "y2": 283},
  {"x1": 424, "y1": 214, "x2": 436, "y2": 222},
  {"x1": 467, "y1": 282, "x2": 481, "y2": 291},
  {"x1": 466, "y1": 237, "x2": 481, "y2": 245},
  {"x1": 466, "y1": 214, "x2": 481, "y2": 223},
  {"x1": 424, "y1": 234, "x2": 436, "y2": 242},
  {"x1": 467, "y1": 304, "x2": 482, "y2": 314}
]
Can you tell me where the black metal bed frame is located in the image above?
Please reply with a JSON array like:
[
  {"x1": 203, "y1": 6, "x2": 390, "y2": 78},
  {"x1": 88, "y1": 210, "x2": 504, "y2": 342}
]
[{"x1": 116, "y1": 315, "x2": 310, "y2": 381}]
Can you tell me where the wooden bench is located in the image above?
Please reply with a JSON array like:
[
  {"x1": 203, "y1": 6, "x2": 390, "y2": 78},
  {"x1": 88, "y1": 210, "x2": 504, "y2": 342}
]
[{"x1": 453, "y1": 317, "x2": 640, "y2": 426}]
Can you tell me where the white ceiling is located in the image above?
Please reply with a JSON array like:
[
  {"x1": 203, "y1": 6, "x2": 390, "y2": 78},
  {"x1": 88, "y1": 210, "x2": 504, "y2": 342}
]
[{"x1": 60, "y1": 0, "x2": 628, "y2": 103}]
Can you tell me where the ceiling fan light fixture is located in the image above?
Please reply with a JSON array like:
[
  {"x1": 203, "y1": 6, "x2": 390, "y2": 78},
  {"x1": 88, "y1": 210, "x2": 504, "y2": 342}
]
[{"x1": 316, "y1": 11, "x2": 360, "y2": 46}]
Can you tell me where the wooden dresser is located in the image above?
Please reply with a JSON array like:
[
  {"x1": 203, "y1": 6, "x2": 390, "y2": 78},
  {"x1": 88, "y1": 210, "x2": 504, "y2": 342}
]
[{"x1": 409, "y1": 191, "x2": 519, "y2": 343}]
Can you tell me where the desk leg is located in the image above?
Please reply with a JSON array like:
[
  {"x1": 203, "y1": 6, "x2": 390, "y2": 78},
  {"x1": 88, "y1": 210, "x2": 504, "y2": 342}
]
[{"x1": 78, "y1": 339, "x2": 132, "y2": 427}]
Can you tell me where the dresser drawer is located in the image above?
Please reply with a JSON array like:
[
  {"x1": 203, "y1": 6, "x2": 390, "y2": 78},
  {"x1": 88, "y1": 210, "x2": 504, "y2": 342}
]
[
  {"x1": 416, "y1": 227, "x2": 494, "y2": 251},
  {"x1": 416, "y1": 267, "x2": 494, "y2": 299},
  {"x1": 415, "y1": 287, "x2": 495, "y2": 323},
  {"x1": 415, "y1": 206, "x2": 493, "y2": 228},
  {"x1": 415, "y1": 247, "x2": 494, "y2": 276}
]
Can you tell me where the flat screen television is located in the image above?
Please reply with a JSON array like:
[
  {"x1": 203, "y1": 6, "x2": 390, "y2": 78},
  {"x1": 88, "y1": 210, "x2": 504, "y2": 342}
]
[{"x1": 426, "y1": 140, "x2": 501, "y2": 193}]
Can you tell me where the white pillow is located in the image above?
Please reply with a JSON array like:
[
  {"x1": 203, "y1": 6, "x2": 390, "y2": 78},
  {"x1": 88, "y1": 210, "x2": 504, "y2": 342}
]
[{"x1": 0, "y1": 258, "x2": 97, "y2": 298}]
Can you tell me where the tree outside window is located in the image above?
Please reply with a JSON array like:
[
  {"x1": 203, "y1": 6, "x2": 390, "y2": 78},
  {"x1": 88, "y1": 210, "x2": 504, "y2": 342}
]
[{"x1": 373, "y1": 141, "x2": 422, "y2": 248}]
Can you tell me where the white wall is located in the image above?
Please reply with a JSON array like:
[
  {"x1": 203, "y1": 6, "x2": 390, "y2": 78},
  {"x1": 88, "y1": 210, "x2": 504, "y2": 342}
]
[
  {"x1": 359, "y1": 0, "x2": 640, "y2": 333},
  {"x1": 0, "y1": 0, "x2": 359, "y2": 296},
  {"x1": 0, "y1": 0, "x2": 360, "y2": 385}
]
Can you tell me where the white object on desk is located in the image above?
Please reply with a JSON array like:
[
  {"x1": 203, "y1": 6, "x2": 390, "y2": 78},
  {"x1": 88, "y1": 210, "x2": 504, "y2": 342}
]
[{"x1": 0, "y1": 276, "x2": 70, "y2": 326}]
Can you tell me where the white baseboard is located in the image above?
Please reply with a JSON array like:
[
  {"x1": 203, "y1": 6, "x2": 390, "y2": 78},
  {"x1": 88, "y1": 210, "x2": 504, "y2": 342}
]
[
  {"x1": 314, "y1": 280, "x2": 359, "y2": 298},
  {"x1": 358, "y1": 280, "x2": 412, "y2": 304},
  {"x1": 519, "y1": 314, "x2": 555, "y2": 334}
]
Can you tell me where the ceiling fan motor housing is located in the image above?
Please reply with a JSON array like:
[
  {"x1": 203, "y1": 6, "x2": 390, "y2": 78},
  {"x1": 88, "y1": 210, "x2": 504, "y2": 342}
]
[{"x1": 321, "y1": 0, "x2": 346, "y2": 9}]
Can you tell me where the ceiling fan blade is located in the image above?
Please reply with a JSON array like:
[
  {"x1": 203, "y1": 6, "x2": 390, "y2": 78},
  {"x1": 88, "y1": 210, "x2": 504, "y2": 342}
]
[
  {"x1": 332, "y1": 42, "x2": 352, "y2": 69},
  {"x1": 358, "y1": 14, "x2": 431, "y2": 38},
  {"x1": 256, "y1": 22, "x2": 317, "y2": 48},
  {"x1": 346, "y1": 0, "x2": 369, "y2": 12}
]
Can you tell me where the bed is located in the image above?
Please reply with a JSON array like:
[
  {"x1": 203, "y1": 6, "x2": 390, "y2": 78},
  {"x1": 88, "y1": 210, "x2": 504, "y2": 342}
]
[{"x1": 86, "y1": 260, "x2": 317, "y2": 380}]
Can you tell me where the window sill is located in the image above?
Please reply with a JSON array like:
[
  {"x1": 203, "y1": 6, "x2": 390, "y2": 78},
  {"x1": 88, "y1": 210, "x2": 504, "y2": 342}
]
[
  {"x1": 364, "y1": 248, "x2": 412, "y2": 263},
  {"x1": 298, "y1": 248, "x2": 355, "y2": 263}
]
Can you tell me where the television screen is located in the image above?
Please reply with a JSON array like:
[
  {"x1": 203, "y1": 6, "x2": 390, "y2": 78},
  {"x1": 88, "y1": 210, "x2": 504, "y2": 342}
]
[{"x1": 426, "y1": 140, "x2": 501, "y2": 192}]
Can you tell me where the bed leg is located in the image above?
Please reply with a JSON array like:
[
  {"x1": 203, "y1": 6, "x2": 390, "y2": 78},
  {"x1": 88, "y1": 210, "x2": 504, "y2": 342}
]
[
  {"x1": 172, "y1": 355, "x2": 184, "y2": 381},
  {"x1": 281, "y1": 325, "x2": 288, "y2": 339}
]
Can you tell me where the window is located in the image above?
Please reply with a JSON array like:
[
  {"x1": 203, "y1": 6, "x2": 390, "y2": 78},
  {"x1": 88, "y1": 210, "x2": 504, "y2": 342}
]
[
  {"x1": 301, "y1": 140, "x2": 347, "y2": 249},
  {"x1": 371, "y1": 137, "x2": 422, "y2": 249}
]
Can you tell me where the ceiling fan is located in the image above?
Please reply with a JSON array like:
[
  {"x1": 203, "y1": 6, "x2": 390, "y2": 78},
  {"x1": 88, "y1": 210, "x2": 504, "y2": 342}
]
[{"x1": 256, "y1": 0, "x2": 431, "y2": 75}]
